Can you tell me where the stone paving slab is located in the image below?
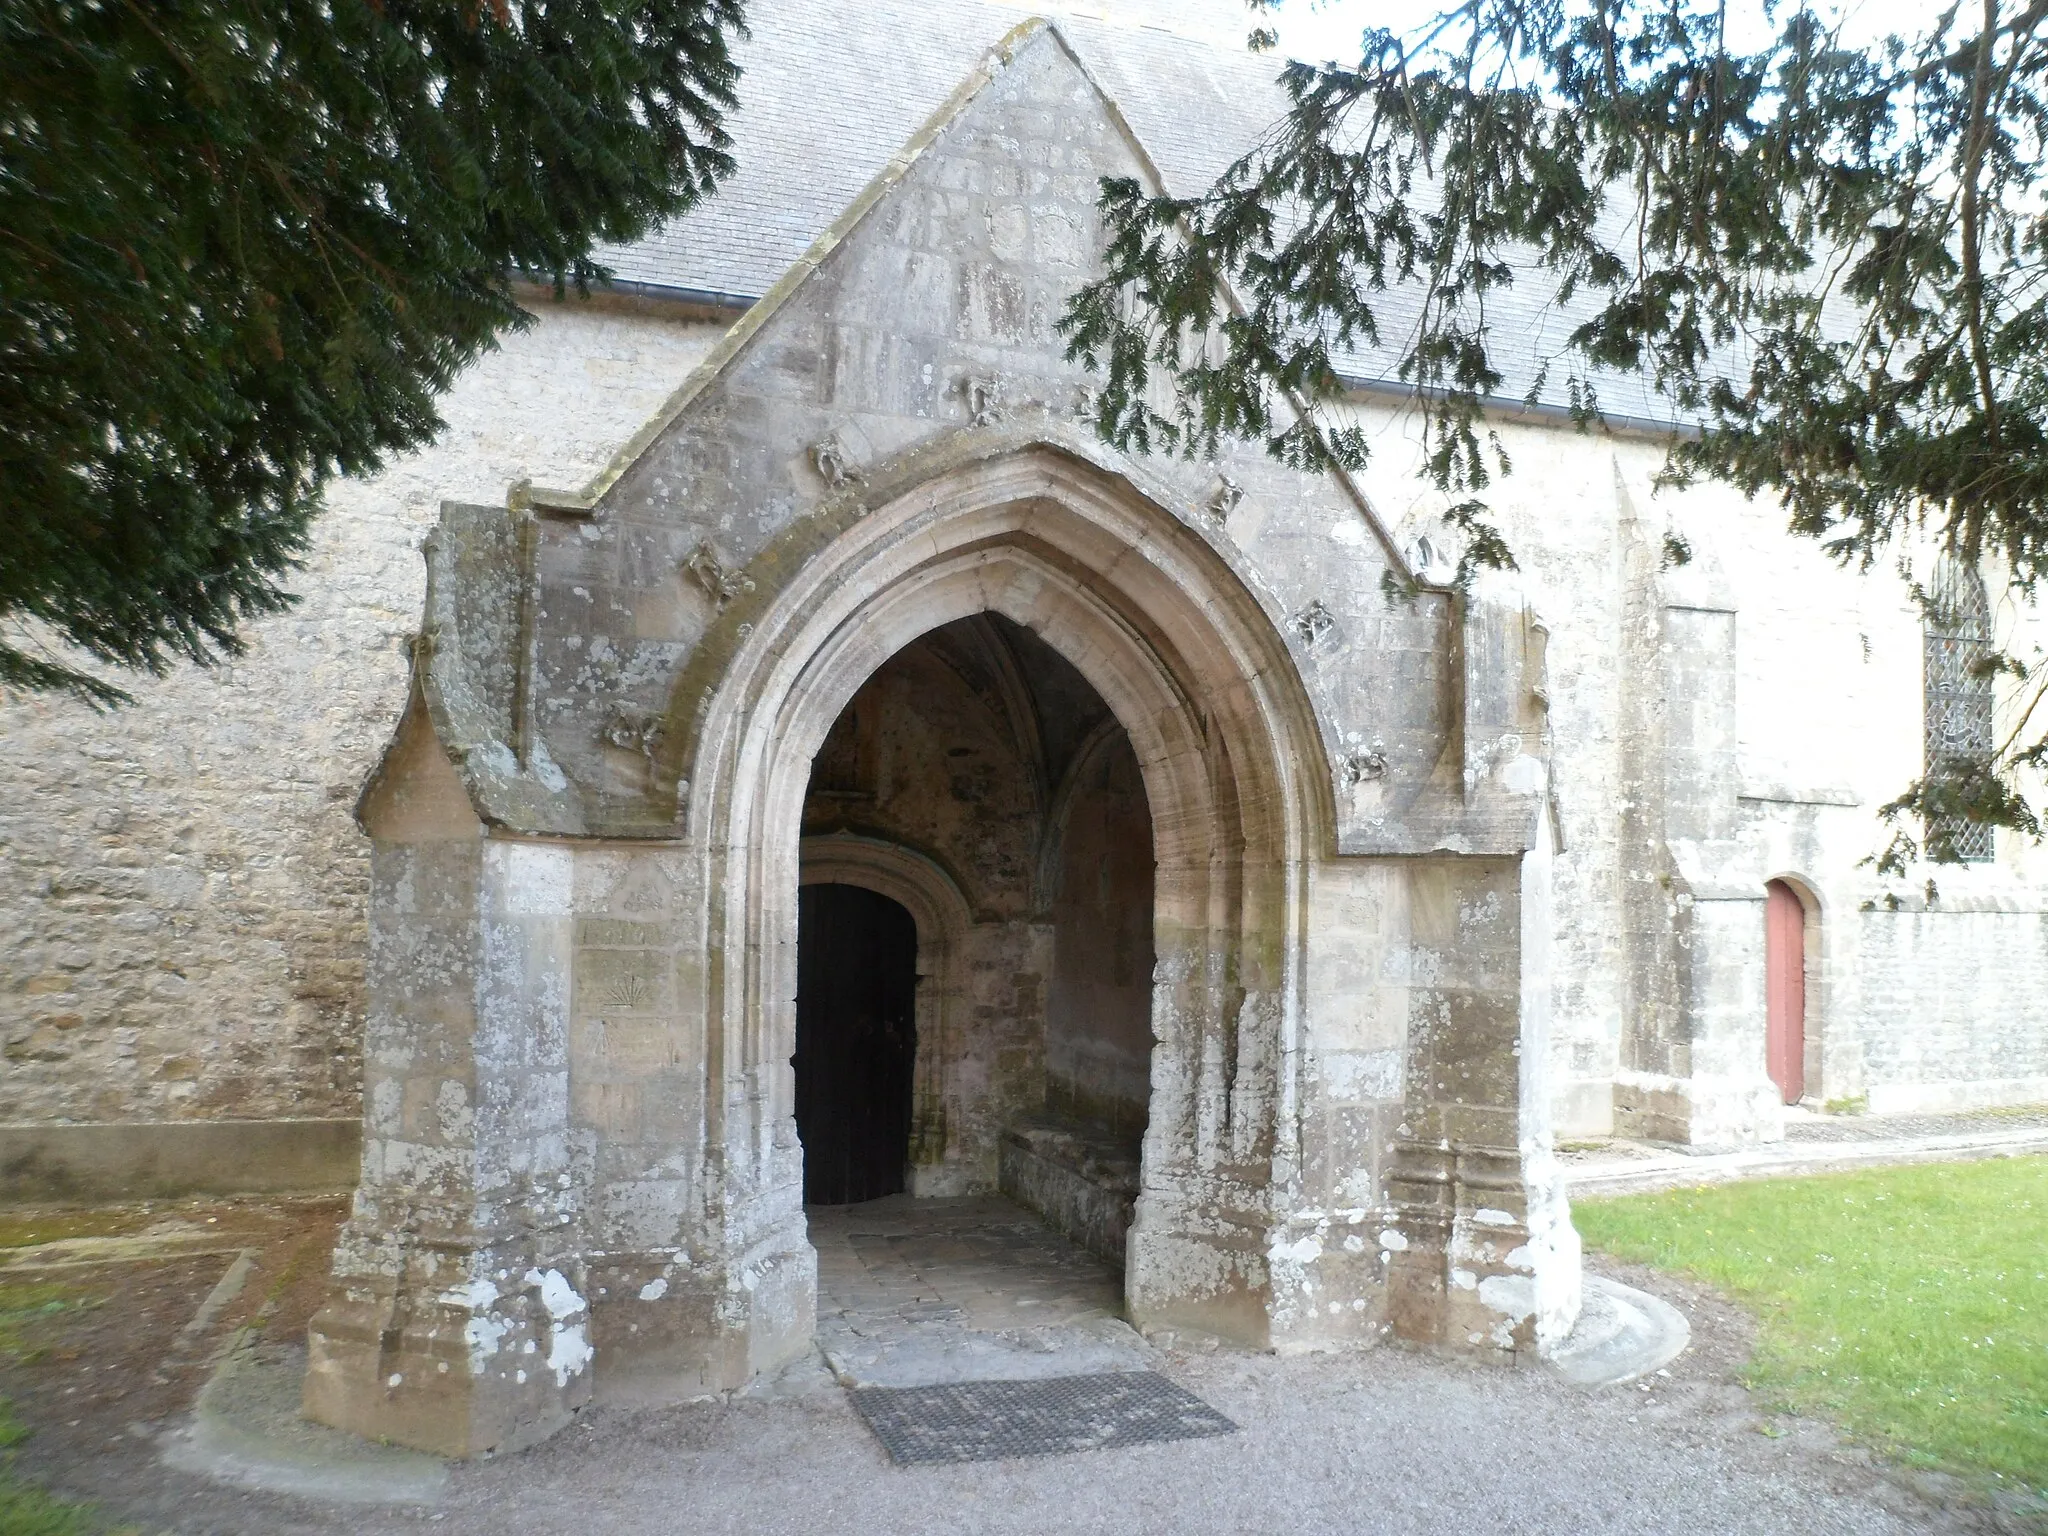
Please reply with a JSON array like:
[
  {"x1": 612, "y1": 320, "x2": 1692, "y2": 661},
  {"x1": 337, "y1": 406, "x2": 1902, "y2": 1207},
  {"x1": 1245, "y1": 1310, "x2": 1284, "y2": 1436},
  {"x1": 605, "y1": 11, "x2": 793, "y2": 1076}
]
[
  {"x1": 1562, "y1": 1118, "x2": 2048, "y2": 1197},
  {"x1": 162, "y1": 1340, "x2": 448, "y2": 1506},
  {"x1": 807, "y1": 1194, "x2": 1157, "y2": 1388},
  {"x1": 1548, "y1": 1275, "x2": 1692, "y2": 1386},
  {"x1": 1781, "y1": 1105, "x2": 2048, "y2": 1142},
  {"x1": 0, "y1": 1229, "x2": 253, "y2": 1271}
]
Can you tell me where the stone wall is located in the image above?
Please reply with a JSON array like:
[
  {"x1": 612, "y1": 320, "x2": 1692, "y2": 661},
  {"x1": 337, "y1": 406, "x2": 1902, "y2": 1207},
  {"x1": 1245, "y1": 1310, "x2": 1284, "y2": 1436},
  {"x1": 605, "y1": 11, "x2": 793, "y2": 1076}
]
[
  {"x1": 0, "y1": 299, "x2": 726, "y2": 1138},
  {"x1": 1339, "y1": 402, "x2": 2048, "y2": 1136},
  {"x1": 1855, "y1": 904, "x2": 2048, "y2": 1111},
  {"x1": 7, "y1": 29, "x2": 2047, "y2": 1177},
  {"x1": 9, "y1": 304, "x2": 2046, "y2": 1163},
  {"x1": 1044, "y1": 730, "x2": 1153, "y2": 1140}
]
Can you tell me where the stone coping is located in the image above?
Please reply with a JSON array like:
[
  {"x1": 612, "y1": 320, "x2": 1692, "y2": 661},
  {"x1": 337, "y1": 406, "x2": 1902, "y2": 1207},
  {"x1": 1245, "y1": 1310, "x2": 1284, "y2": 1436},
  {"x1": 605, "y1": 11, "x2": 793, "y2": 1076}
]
[
  {"x1": 0, "y1": 1119, "x2": 360, "y2": 1203},
  {"x1": 999, "y1": 1118, "x2": 1142, "y2": 1195}
]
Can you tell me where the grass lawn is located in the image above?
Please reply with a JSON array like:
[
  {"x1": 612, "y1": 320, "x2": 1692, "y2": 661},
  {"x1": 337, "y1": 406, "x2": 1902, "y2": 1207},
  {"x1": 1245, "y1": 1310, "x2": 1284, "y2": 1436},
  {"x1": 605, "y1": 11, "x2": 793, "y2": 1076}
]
[{"x1": 1574, "y1": 1155, "x2": 2048, "y2": 1495}]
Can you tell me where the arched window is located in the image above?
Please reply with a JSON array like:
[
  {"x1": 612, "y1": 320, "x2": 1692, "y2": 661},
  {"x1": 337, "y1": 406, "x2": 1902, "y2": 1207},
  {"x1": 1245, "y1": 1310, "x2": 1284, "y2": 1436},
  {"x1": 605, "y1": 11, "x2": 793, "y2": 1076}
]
[{"x1": 1924, "y1": 554, "x2": 1995, "y2": 862}]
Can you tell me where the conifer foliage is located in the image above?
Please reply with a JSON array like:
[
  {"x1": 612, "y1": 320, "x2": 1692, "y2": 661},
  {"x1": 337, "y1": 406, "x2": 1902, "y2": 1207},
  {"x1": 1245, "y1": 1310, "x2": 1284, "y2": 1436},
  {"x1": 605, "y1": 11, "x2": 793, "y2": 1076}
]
[
  {"x1": 1062, "y1": 0, "x2": 2048, "y2": 862},
  {"x1": 0, "y1": 0, "x2": 742, "y2": 703}
]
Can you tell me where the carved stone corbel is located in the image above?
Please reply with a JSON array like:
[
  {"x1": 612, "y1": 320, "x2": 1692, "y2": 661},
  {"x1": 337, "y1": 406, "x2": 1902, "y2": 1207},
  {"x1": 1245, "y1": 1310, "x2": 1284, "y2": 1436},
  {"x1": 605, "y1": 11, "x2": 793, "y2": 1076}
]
[
  {"x1": 683, "y1": 541, "x2": 755, "y2": 609},
  {"x1": 1344, "y1": 744, "x2": 1388, "y2": 785},
  {"x1": 602, "y1": 707, "x2": 664, "y2": 771},
  {"x1": 961, "y1": 375, "x2": 1004, "y2": 427},
  {"x1": 1407, "y1": 533, "x2": 1457, "y2": 586},
  {"x1": 810, "y1": 434, "x2": 865, "y2": 491},
  {"x1": 1291, "y1": 599, "x2": 1338, "y2": 650},
  {"x1": 1208, "y1": 474, "x2": 1244, "y2": 522}
]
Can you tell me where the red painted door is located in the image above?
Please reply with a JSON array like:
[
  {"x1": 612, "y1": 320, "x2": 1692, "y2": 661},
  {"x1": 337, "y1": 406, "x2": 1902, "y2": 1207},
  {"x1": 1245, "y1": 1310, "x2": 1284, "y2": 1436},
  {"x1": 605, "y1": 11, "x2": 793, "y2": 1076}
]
[{"x1": 1765, "y1": 880, "x2": 1806, "y2": 1104}]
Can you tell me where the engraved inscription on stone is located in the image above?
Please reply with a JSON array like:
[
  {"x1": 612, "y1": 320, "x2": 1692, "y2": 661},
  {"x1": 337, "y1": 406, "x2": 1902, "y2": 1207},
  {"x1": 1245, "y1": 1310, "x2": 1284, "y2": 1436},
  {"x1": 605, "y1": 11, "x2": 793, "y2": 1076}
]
[
  {"x1": 600, "y1": 969, "x2": 654, "y2": 1010},
  {"x1": 576, "y1": 950, "x2": 664, "y2": 1017}
]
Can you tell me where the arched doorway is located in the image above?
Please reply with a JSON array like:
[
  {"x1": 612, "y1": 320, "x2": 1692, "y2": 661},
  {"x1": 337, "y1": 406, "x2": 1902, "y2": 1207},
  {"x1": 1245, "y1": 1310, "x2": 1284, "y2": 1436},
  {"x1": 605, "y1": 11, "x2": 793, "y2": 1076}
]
[
  {"x1": 310, "y1": 438, "x2": 1578, "y2": 1453},
  {"x1": 795, "y1": 614, "x2": 1157, "y2": 1260},
  {"x1": 794, "y1": 883, "x2": 919, "y2": 1204},
  {"x1": 678, "y1": 445, "x2": 1336, "y2": 1349},
  {"x1": 1765, "y1": 879, "x2": 1808, "y2": 1104}
]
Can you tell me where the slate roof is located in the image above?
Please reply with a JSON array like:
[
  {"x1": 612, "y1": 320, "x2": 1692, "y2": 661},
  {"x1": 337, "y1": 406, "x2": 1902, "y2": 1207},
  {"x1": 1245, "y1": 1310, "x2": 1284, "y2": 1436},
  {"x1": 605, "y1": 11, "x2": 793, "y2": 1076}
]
[{"x1": 599, "y1": 0, "x2": 1678, "y2": 424}]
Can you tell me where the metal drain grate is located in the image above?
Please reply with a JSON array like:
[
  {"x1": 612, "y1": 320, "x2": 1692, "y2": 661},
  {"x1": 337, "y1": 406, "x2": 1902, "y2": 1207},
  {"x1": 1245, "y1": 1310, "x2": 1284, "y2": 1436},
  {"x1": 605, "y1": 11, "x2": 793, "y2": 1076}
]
[{"x1": 849, "y1": 1370, "x2": 1236, "y2": 1465}]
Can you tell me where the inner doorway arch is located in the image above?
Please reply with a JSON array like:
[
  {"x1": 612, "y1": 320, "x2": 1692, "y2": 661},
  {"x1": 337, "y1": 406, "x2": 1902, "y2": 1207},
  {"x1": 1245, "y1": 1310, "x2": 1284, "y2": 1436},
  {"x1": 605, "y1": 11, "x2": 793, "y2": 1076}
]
[{"x1": 1765, "y1": 878, "x2": 1809, "y2": 1104}]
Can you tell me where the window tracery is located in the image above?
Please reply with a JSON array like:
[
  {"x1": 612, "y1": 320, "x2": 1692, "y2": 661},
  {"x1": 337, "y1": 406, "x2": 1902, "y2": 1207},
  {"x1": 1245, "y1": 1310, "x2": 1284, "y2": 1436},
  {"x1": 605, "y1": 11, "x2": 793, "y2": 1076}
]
[{"x1": 1924, "y1": 554, "x2": 1995, "y2": 862}]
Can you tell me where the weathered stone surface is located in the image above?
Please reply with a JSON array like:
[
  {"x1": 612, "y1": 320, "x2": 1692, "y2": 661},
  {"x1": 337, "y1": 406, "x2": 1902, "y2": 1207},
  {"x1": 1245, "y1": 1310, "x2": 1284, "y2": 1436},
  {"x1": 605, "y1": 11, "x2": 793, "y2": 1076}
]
[
  {"x1": 1, "y1": 0, "x2": 2044, "y2": 1456},
  {"x1": 999, "y1": 1120, "x2": 1140, "y2": 1265},
  {"x1": 0, "y1": 1118, "x2": 359, "y2": 1202},
  {"x1": 300, "y1": 26, "x2": 1574, "y2": 1448},
  {"x1": 0, "y1": 299, "x2": 723, "y2": 1144}
]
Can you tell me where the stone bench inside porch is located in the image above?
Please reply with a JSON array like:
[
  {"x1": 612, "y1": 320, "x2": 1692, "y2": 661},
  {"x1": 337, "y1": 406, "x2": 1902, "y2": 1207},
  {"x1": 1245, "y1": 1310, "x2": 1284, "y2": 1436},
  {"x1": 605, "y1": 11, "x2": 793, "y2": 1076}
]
[{"x1": 996, "y1": 1118, "x2": 1141, "y2": 1267}]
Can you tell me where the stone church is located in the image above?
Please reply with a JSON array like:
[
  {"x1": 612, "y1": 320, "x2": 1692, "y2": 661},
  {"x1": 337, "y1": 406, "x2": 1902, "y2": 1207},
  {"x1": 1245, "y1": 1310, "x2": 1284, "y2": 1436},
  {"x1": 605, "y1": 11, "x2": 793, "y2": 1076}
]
[{"x1": 3, "y1": 0, "x2": 2044, "y2": 1459}]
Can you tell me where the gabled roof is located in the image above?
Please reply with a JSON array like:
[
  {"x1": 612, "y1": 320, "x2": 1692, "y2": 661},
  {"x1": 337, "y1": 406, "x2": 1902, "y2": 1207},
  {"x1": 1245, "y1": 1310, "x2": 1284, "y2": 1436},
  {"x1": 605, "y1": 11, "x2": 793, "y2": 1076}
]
[
  {"x1": 386, "y1": 11, "x2": 1537, "y2": 857},
  {"x1": 595, "y1": 0, "x2": 1677, "y2": 425},
  {"x1": 599, "y1": 0, "x2": 1279, "y2": 304}
]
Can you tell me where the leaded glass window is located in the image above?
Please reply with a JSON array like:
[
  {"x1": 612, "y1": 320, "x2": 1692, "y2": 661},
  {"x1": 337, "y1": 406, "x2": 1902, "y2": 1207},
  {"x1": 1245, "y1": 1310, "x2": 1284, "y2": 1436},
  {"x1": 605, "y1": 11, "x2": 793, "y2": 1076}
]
[{"x1": 1924, "y1": 554, "x2": 1995, "y2": 862}]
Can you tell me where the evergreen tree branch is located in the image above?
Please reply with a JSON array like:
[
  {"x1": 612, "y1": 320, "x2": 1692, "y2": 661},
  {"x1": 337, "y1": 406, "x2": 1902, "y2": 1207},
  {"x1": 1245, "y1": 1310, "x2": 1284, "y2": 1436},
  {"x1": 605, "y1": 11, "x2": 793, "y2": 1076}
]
[
  {"x1": 1061, "y1": 0, "x2": 2048, "y2": 864},
  {"x1": 0, "y1": 0, "x2": 744, "y2": 702}
]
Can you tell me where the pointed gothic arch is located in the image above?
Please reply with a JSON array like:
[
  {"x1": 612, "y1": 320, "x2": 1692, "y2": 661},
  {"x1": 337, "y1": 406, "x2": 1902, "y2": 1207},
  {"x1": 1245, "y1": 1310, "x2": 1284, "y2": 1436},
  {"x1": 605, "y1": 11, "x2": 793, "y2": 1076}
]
[
  {"x1": 676, "y1": 439, "x2": 1332, "y2": 1342},
  {"x1": 305, "y1": 11, "x2": 1579, "y2": 1459}
]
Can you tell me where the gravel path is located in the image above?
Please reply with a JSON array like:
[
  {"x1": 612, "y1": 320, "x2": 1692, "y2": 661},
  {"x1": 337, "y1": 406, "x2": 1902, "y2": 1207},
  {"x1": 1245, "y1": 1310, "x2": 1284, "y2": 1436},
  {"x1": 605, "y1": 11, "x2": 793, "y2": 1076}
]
[
  {"x1": 1781, "y1": 1105, "x2": 2048, "y2": 1143},
  {"x1": 57, "y1": 1261, "x2": 1987, "y2": 1536},
  {"x1": 6, "y1": 1197, "x2": 2014, "y2": 1536},
  {"x1": 402, "y1": 1345, "x2": 1934, "y2": 1536}
]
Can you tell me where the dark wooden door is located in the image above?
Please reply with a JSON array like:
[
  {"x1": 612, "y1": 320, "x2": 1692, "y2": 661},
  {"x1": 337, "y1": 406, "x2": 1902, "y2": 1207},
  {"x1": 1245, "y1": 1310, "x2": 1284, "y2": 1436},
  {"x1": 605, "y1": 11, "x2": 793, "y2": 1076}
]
[
  {"x1": 1765, "y1": 879, "x2": 1806, "y2": 1105},
  {"x1": 794, "y1": 883, "x2": 919, "y2": 1205}
]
